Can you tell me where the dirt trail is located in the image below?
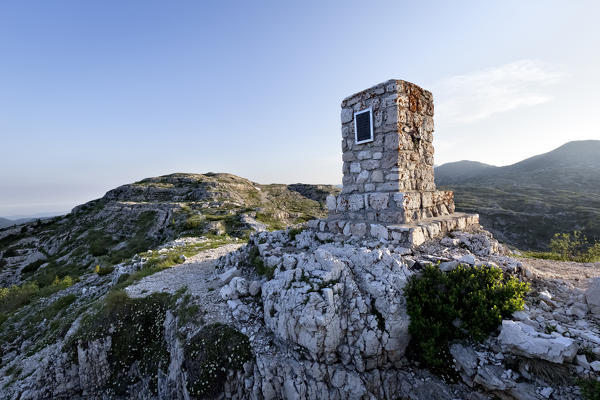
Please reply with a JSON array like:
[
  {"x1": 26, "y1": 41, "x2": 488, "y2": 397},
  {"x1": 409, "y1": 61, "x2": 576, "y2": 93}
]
[{"x1": 517, "y1": 257, "x2": 600, "y2": 290}]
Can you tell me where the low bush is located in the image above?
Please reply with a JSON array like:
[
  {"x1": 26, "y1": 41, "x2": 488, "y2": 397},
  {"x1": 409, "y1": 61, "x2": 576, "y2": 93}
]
[
  {"x1": 288, "y1": 227, "x2": 305, "y2": 241},
  {"x1": 404, "y1": 264, "x2": 529, "y2": 371},
  {"x1": 248, "y1": 246, "x2": 274, "y2": 279},
  {"x1": 184, "y1": 323, "x2": 253, "y2": 397},
  {"x1": 95, "y1": 265, "x2": 114, "y2": 276},
  {"x1": 87, "y1": 230, "x2": 115, "y2": 257},
  {"x1": 184, "y1": 214, "x2": 205, "y2": 230},
  {"x1": 22, "y1": 259, "x2": 47, "y2": 274}
]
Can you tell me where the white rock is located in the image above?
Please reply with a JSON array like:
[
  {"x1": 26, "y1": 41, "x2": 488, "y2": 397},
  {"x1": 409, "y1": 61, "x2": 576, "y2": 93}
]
[
  {"x1": 591, "y1": 360, "x2": 600, "y2": 372},
  {"x1": 540, "y1": 387, "x2": 553, "y2": 399},
  {"x1": 439, "y1": 260, "x2": 458, "y2": 272},
  {"x1": 326, "y1": 195, "x2": 337, "y2": 211},
  {"x1": 586, "y1": 277, "x2": 600, "y2": 316},
  {"x1": 539, "y1": 290, "x2": 552, "y2": 302},
  {"x1": 249, "y1": 280, "x2": 261, "y2": 296},
  {"x1": 576, "y1": 354, "x2": 590, "y2": 369},
  {"x1": 219, "y1": 267, "x2": 240, "y2": 284},
  {"x1": 498, "y1": 320, "x2": 578, "y2": 364},
  {"x1": 458, "y1": 254, "x2": 476, "y2": 265},
  {"x1": 370, "y1": 224, "x2": 388, "y2": 241}
]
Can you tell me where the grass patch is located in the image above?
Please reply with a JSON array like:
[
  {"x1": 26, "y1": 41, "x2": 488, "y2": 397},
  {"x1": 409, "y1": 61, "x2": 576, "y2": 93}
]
[
  {"x1": 404, "y1": 264, "x2": 529, "y2": 373},
  {"x1": 255, "y1": 212, "x2": 286, "y2": 231}
]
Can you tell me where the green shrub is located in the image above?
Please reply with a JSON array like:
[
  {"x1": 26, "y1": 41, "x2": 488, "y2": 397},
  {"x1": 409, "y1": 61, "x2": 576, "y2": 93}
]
[
  {"x1": 87, "y1": 230, "x2": 115, "y2": 257},
  {"x1": 69, "y1": 290, "x2": 173, "y2": 395},
  {"x1": 550, "y1": 231, "x2": 587, "y2": 260},
  {"x1": 404, "y1": 264, "x2": 529, "y2": 370},
  {"x1": 527, "y1": 231, "x2": 600, "y2": 262},
  {"x1": 288, "y1": 227, "x2": 305, "y2": 241},
  {"x1": 95, "y1": 265, "x2": 114, "y2": 276},
  {"x1": 184, "y1": 323, "x2": 253, "y2": 397},
  {"x1": 579, "y1": 378, "x2": 600, "y2": 400},
  {"x1": 22, "y1": 259, "x2": 47, "y2": 274}
]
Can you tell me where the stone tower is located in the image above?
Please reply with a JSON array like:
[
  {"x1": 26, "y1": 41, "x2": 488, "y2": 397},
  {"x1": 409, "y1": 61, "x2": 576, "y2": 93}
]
[{"x1": 320, "y1": 79, "x2": 479, "y2": 245}]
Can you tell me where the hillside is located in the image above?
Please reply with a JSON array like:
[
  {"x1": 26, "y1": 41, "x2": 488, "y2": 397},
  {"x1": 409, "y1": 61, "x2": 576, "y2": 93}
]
[
  {"x1": 435, "y1": 140, "x2": 600, "y2": 249},
  {"x1": 0, "y1": 172, "x2": 339, "y2": 287}
]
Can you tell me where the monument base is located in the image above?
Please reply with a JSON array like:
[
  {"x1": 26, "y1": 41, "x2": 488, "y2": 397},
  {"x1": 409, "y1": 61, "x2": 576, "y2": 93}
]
[
  {"x1": 307, "y1": 212, "x2": 479, "y2": 248},
  {"x1": 326, "y1": 190, "x2": 455, "y2": 225}
]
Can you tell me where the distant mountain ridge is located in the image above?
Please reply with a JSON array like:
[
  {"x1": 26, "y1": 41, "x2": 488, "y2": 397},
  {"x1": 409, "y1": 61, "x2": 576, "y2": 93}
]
[
  {"x1": 0, "y1": 217, "x2": 37, "y2": 229},
  {"x1": 436, "y1": 140, "x2": 600, "y2": 192},
  {"x1": 435, "y1": 140, "x2": 600, "y2": 249}
]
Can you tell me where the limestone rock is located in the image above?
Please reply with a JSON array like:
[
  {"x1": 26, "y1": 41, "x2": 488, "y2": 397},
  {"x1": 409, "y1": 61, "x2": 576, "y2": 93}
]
[
  {"x1": 498, "y1": 320, "x2": 578, "y2": 363},
  {"x1": 585, "y1": 277, "x2": 600, "y2": 316}
]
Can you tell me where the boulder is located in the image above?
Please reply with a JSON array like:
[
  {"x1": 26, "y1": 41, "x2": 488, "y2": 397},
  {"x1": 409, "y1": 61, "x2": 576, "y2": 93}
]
[{"x1": 498, "y1": 320, "x2": 577, "y2": 363}]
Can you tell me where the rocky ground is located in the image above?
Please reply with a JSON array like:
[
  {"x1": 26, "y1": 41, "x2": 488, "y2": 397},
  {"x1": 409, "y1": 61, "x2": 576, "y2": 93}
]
[
  {"x1": 1, "y1": 174, "x2": 599, "y2": 399},
  {"x1": 4, "y1": 223, "x2": 598, "y2": 399}
]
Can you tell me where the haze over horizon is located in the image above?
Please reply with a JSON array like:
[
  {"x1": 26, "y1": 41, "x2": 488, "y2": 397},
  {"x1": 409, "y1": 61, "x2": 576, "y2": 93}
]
[{"x1": 1, "y1": 1, "x2": 599, "y2": 216}]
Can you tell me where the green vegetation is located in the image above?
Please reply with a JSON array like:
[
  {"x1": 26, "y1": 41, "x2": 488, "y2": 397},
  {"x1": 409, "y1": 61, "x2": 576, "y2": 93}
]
[
  {"x1": 176, "y1": 292, "x2": 202, "y2": 328},
  {"x1": 21, "y1": 258, "x2": 47, "y2": 273},
  {"x1": 68, "y1": 290, "x2": 175, "y2": 395},
  {"x1": 0, "y1": 276, "x2": 74, "y2": 321},
  {"x1": 95, "y1": 264, "x2": 114, "y2": 276},
  {"x1": 523, "y1": 231, "x2": 600, "y2": 262},
  {"x1": 87, "y1": 230, "x2": 116, "y2": 256},
  {"x1": 183, "y1": 323, "x2": 253, "y2": 398},
  {"x1": 441, "y1": 185, "x2": 600, "y2": 251},
  {"x1": 255, "y1": 212, "x2": 286, "y2": 231},
  {"x1": 248, "y1": 246, "x2": 274, "y2": 279},
  {"x1": 404, "y1": 264, "x2": 529, "y2": 371},
  {"x1": 579, "y1": 378, "x2": 600, "y2": 400},
  {"x1": 288, "y1": 227, "x2": 305, "y2": 241},
  {"x1": 1, "y1": 290, "x2": 79, "y2": 354}
]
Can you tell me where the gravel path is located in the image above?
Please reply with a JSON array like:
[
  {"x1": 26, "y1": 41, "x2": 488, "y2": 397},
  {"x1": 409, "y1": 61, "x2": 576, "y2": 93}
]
[
  {"x1": 126, "y1": 243, "x2": 243, "y2": 298},
  {"x1": 518, "y1": 257, "x2": 600, "y2": 289}
]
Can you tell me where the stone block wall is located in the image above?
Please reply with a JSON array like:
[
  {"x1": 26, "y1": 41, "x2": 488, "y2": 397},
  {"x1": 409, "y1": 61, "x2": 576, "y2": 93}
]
[
  {"x1": 327, "y1": 190, "x2": 455, "y2": 224},
  {"x1": 340, "y1": 79, "x2": 435, "y2": 194},
  {"x1": 331, "y1": 79, "x2": 454, "y2": 225}
]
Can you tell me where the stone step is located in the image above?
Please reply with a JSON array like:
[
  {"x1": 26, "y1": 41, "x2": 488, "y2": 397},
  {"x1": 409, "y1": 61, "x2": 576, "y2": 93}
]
[{"x1": 308, "y1": 212, "x2": 479, "y2": 247}]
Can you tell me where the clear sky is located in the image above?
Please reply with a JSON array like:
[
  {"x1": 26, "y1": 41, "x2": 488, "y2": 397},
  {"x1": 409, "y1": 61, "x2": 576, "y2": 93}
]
[{"x1": 1, "y1": 0, "x2": 599, "y2": 217}]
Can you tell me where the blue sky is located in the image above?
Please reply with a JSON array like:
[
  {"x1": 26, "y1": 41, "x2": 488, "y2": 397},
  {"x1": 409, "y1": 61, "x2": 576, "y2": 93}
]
[{"x1": 1, "y1": 0, "x2": 599, "y2": 216}]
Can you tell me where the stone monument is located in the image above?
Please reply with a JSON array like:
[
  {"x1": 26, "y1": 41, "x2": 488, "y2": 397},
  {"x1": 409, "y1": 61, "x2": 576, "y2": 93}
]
[{"x1": 316, "y1": 79, "x2": 479, "y2": 246}]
